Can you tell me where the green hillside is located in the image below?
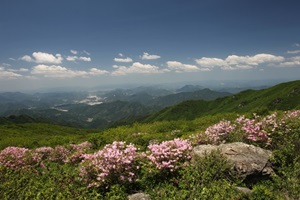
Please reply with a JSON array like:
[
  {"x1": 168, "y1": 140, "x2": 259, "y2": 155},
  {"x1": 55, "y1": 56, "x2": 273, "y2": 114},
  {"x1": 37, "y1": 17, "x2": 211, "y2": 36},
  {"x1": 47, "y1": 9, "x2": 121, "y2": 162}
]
[
  {"x1": 144, "y1": 80, "x2": 300, "y2": 122},
  {"x1": 0, "y1": 123, "x2": 95, "y2": 150}
]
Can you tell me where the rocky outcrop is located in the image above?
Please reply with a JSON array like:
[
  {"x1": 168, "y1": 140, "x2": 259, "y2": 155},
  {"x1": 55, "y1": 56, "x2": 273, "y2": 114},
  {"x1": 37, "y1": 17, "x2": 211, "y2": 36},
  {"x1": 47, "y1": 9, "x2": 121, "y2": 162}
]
[
  {"x1": 193, "y1": 142, "x2": 273, "y2": 183},
  {"x1": 128, "y1": 192, "x2": 151, "y2": 200}
]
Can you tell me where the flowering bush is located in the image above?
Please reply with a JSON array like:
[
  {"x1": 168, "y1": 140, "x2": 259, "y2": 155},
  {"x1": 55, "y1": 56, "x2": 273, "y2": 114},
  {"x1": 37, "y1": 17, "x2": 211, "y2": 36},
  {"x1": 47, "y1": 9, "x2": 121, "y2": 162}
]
[
  {"x1": 79, "y1": 141, "x2": 139, "y2": 188},
  {"x1": 0, "y1": 147, "x2": 29, "y2": 170},
  {"x1": 204, "y1": 120, "x2": 236, "y2": 144},
  {"x1": 235, "y1": 114, "x2": 271, "y2": 145},
  {"x1": 49, "y1": 146, "x2": 70, "y2": 163},
  {"x1": 65, "y1": 142, "x2": 93, "y2": 164},
  {"x1": 69, "y1": 141, "x2": 93, "y2": 152},
  {"x1": 146, "y1": 138, "x2": 192, "y2": 173},
  {"x1": 33, "y1": 147, "x2": 54, "y2": 160}
]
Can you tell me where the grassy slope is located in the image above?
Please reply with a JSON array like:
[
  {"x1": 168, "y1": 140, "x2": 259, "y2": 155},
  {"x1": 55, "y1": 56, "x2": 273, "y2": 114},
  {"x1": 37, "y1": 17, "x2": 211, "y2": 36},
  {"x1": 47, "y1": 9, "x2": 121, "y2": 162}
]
[
  {"x1": 144, "y1": 80, "x2": 300, "y2": 122},
  {"x1": 0, "y1": 123, "x2": 95, "y2": 150}
]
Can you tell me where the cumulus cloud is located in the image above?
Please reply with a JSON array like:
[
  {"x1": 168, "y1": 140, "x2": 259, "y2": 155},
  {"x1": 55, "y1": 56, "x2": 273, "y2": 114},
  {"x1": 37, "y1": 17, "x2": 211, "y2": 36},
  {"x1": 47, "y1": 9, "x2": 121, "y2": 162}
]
[
  {"x1": 89, "y1": 68, "x2": 109, "y2": 75},
  {"x1": 112, "y1": 62, "x2": 167, "y2": 75},
  {"x1": 20, "y1": 52, "x2": 63, "y2": 64},
  {"x1": 31, "y1": 64, "x2": 88, "y2": 78},
  {"x1": 279, "y1": 56, "x2": 300, "y2": 67},
  {"x1": 79, "y1": 56, "x2": 91, "y2": 62},
  {"x1": 195, "y1": 57, "x2": 226, "y2": 68},
  {"x1": 30, "y1": 65, "x2": 108, "y2": 78},
  {"x1": 140, "y1": 52, "x2": 161, "y2": 60},
  {"x1": 66, "y1": 56, "x2": 91, "y2": 62},
  {"x1": 166, "y1": 61, "x2": 207, "y2": 72},
  {"x1": 20, "y1": 55, "x2": 33, "y2": 62},
  {"x1": 195, "y1": 53, "x2": 284, "y2": 70},
  {"x1": 0, "y1": 67, "x2": 22, "y2": 79},
  {"x1": 114, "y1": 57, "x2": 133, "y2": 63}
]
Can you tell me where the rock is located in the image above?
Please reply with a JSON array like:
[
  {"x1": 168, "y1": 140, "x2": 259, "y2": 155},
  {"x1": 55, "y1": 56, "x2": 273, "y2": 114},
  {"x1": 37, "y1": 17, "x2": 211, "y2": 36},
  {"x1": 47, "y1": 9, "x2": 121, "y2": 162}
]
[
  {"x1": 236, "y1": 186, "x2": 252, "y2": 195},
  {"x1": 193, "y1": 142, "x2": 273, "y2": 182},
  {"x1": 128, "y1": 192, "x2": 151, "y2": 200}
]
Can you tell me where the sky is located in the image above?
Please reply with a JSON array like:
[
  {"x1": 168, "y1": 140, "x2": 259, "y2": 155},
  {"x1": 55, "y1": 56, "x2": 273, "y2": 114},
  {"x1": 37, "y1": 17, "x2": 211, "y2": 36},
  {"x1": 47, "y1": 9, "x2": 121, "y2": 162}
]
[{"x1": 0, "y1": 0, "x2": 300, "y2": 91}]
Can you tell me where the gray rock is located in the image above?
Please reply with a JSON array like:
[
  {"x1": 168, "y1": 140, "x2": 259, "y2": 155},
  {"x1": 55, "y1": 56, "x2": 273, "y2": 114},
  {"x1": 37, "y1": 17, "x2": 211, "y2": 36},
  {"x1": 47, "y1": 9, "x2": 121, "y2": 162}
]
[
  {"x1": 193, "y1": 142, "x2": 273, "y2": 181},
  {"x1": 128, "y1": 192, "x2": 151, "y2": 200},
  {"x1": 236, "y1": 186, "x2": 252, "y2": 195}
]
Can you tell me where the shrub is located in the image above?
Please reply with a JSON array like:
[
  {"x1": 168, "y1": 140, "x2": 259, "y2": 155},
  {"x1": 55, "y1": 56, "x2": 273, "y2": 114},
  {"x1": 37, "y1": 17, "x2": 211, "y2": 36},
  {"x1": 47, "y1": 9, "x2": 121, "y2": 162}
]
[
  {"x1": 0, "y1": 147, "x2": 30, "y2": 170},
  {"x1": 146, "y1": 138, "x2": 192, "y2": 173},
  {"x1": 204, "y1": 120, "x2": 236, "y2": 144},
  {"x1": 79, "y1": 141, "x2": 139, "y2": 188}
]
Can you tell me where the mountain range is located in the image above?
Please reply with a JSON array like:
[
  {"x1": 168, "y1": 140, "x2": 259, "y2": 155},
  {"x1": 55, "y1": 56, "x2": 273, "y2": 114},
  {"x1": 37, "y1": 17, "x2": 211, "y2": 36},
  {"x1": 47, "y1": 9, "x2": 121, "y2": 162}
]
[{"x1": 0, "y1": 86, "x2": 232, "y2": 129}]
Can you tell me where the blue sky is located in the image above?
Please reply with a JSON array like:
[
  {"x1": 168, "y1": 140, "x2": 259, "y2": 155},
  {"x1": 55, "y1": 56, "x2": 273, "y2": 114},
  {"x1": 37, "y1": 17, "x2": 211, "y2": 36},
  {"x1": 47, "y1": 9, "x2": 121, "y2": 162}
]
[{"x1": 0, "y1": 0, "x2": 300, "y2": 91}]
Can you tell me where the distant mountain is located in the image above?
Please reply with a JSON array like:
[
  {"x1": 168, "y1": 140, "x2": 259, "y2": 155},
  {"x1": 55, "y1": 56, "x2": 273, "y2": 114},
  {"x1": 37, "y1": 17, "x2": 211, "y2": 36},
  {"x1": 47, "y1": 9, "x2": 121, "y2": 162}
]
[
  {"x1": 176, "y1": 85, "x2": 204, "y2": 93},
  {"x1": 102, "y1": 87, "x2": 231, "y2": 108},
  {"x1": 148, "y1": 88, "x2": 231, "y2": 108},
  {"x1": 5, "y1": 82, "x2": 293, "y2": 129},
  {"x1": 144, "y1": 80, "x2": 300, "y2": 122}
]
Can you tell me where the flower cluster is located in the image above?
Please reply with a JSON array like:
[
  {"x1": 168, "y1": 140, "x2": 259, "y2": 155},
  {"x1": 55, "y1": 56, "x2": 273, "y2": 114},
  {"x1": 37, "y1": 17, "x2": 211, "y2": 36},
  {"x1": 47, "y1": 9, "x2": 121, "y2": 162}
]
[
  {"x1": 147, "y1": 138, "x2": 192, "y2": 172},
  {"x1": 49, "y1": 146, "x2": 70, "y2": 163},
  {"x1": 285, "y1": 110, "x2": 300, "y2": 119},
  {"x1": 34, "y1": 147, "x2": 54, "y2": 160},
  {"x1": 204, "y1": 120, "x2": 236, "y2": 144},
  {"x1": 0, "y1": 147, "x2": 29, "y2": 170},
  {"x1": 70, "y1": 141, "x2": 93, "y2": 152},
  {"x1": 79, "y1": 141, "x2": 138, "y2": 188},
  {"x1": 236, "y1": 115, "x2": 271, "y2": 145},
  {"x1": 66, "y1": 142, "x2": 93, "y2": 164}
]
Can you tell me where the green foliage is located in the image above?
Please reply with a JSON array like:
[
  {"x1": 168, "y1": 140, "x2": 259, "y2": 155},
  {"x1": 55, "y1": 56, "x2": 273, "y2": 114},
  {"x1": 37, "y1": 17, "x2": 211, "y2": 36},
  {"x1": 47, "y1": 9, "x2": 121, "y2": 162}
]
[
  {"x1": 144, "y1": 151, "x2": 240, "y2": 199},
  {"x1": 0, "y1": 123, "x2": 95, "y2": 150},
  {"x1": 0, "y1": 163, "x2": 103, "y2": 199}
]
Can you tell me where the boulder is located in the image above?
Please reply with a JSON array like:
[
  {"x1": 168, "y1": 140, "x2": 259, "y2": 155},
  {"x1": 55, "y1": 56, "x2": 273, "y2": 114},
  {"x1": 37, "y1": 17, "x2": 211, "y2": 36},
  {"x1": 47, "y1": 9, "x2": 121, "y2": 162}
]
[
  {"x1": 128, "y1": 192, "x2": 151, "y2": 200},
  {"x1": 193, "y1": 142, "x2": 273, "y2": 182}
]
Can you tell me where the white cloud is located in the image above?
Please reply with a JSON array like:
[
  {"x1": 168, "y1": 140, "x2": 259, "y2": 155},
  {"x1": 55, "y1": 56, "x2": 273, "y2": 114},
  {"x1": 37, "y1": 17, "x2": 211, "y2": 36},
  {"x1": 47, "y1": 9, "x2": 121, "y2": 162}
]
[
  {"x1": 79, "y1": 56, "x2": 91, "y2": 62},
  {"x1": 66, "y1": 56, "x2": 77, "y2": 61},
  {"x1": 112, "y1": 62, "x2": 166, "y2": 75},
  {"x1": 140, "y1": 52, "x2": 161, "y2": 60},
  {"x1": 279, "y1": 56, "x2": 300, "y2": 67},
  {"x1": 287, "y1": 50, "x2": 300, "y2": 54},
  {"x1": 226, "y1": 54, "x2": 284, "y2": 66},
  {"x1": 8, "y1": 68, "x2": 29, "y2": 72},
  {"x1": 89, "y1": 68, "x2": 109, "y2": 75},
  {"x1": 195, "y1": 57, "x2": 226, "y2": 68},
  {"x1": 20, "y1": 55, "x2": 33, "y2": 62},
  {"x1": 31, "y1": 64, "x2": 88, "y2": 78},
  {"x1": 20, "y1": 52, "x2": 63, "y2": 64},
  {"x1": 118, "y1": 53, "x2": 124, "y2": 57},
  {"x1": 30, "y1": 65, "x2": 107, "y2": 78},
  {"x1": 32, "y1": 52, "x2": 63, "y2": 64},
  {"x1": 114, "y1": 57, "x2": 133, "y2": 63},
  {"x1": 0, "y1": 67, "x2": 22, "y2": 79},
  {"x1": 166, "y1": 61, "x2": 205, "y2": 72},
  {"x1": 195, "y1": 53, "x2": 284, "y2": 70},
  {"x1": 66, "y1": 56, "x2": 91, "y2": 62},
  {"x1": 70, "y1": 50, "x2": 78, "y2": 55}
]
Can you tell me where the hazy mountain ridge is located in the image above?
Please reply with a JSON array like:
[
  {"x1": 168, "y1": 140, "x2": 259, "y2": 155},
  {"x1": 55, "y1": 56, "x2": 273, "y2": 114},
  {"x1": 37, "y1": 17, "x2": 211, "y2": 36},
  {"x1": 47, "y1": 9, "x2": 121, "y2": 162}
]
[
  {"x1": 0, "y1": 85, "x2": 232, "y2": 129},
  {"x1": 144, "y1": 80, "x2": 300, "y2": 122},
  {"x1": 1, "y1": 80, "x2": 296, "y2": 129}
]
